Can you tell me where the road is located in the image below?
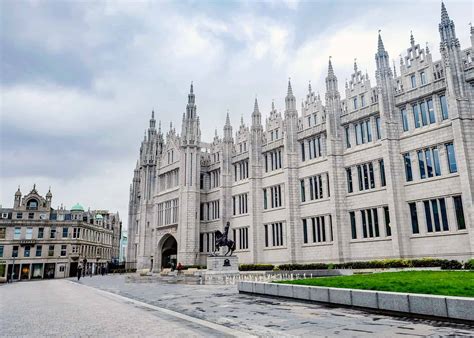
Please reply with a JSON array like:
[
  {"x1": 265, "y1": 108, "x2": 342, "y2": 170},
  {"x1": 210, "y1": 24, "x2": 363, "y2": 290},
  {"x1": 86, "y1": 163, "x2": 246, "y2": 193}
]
[{"x1": 1, "y1": 275, "x2": 473, "y2": 337}]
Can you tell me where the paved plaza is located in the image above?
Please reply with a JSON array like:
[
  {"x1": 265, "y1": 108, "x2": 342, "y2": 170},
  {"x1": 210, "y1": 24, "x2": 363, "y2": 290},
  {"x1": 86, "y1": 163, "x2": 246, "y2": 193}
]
[{"x1": 2, "y1": 274, "x2": 472, "y2": 337}]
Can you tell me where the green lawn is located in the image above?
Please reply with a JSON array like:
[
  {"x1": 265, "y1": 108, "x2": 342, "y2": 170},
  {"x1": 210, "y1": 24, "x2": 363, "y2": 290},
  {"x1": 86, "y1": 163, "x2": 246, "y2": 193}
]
[{"x1": 277, "y1": 271, "x2": 474, "y2": 297}]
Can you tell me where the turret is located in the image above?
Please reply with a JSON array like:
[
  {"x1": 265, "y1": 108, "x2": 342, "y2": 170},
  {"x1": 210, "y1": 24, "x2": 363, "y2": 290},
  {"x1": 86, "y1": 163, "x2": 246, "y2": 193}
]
[
  {"x1": 439, "y1": 2, "x2": 466, "y2": 98},
  {"x1": 46, "y1": 187, "x2": 52, "y2": 207},
  {"x1": 285, "y1": 79, "x2": 297, "y2": 116},
  {"x1": 181, "y1": 82, "x2": 201, "y2": 146},
  {"x1": 223, "y1": 111, "x2": 233, "y2": 143},
  {"x1": 325, "y1": 58, "x2": 341, "y2": 137},
  {"x1": 251, "y1": 98, "x2": 263, "y2": 131},
  {"x1": 375, "y1": 32, "x2": 395, "y2": 120},
  {"x1": 14, "y1": 186, "x2": 22, "y2": 208}
]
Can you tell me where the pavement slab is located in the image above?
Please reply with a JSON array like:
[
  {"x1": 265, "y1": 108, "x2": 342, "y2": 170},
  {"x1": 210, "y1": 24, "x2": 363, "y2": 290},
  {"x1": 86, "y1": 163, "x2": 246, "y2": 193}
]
[{"x1": 66, "y1": 274, "x2": 474, "y2": 337}]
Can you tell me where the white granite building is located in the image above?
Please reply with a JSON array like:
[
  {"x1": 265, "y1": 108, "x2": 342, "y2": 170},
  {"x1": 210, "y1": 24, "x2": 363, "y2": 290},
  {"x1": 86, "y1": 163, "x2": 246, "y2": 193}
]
[{"x1": 127, "y1": 3, "x2": 473, "y2": 270}]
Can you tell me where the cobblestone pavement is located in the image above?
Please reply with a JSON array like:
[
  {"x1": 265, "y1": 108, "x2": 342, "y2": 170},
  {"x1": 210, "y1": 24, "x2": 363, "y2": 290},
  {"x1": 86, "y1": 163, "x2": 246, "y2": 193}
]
[
  {"x1": 71, "y1": 274, "x2": 474, "y2": 337},
  {"x1": 0, "y1": 278, "x2": 244, "y2": 337}
]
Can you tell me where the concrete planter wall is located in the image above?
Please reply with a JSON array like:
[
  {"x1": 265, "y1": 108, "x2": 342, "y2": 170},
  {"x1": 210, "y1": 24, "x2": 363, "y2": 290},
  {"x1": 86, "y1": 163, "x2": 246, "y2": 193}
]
[{"x1": 237, "y1": 281, "x2": 474, "y2": 322}]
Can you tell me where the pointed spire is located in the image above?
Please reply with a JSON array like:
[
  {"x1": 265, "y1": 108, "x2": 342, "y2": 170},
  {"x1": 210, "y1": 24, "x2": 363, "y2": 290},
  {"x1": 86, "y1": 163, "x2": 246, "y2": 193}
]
[
  {"x1": 377, "y1": 30, "x2": 385, "y2": 52},
  {"x1": 152, "y1": 110, "x2": 155, "y2": 119},
  {"x1": 240, "y1": 114, "x2": 244, "y2": 126},
  {"x1": 225, "y1": 110, "x2": 231, "y2": 126},
  {"x1": 215, "y1": 128, "x2": 218, "y2": 137},
  {"x1": 328, "y1": 56, "x2": 334, "y2": 76},
  {"x1": 272, "y1": 100, "x2": 275, "y2": 111},
  {"x1": 441, "y1": 2, "x2": 449, "y2": 23},
  {"x1": 308, "y1": 81, "x2": 312, "y2": 94},
  {"x1": 425, "y1": 42, "x2": 430, "y2": 54},
  {"x1": 158, "y1": 120, "x2": 162, "y2": 133},
  {"x1": 190, "y1": 81, "x2": 194, "y2": 94},
  {"x1": 253, "y1": 97, "x2": 259, "y2": 112},
  {"x1": 287, "y1": 78, "x2": 293, "y2": 96},
  {"x1": 353, "y1": 58, "x2": 358, "y2": 72},
  {"x1": 410, "y1": 31, "x2": 415, "y2": 46}
]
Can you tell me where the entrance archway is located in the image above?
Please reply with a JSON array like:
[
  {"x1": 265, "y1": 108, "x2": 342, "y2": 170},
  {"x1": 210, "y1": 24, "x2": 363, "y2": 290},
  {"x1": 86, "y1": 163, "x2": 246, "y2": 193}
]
[{"x1": 161, "y1": 235, "x2": 177, "y2": 269}]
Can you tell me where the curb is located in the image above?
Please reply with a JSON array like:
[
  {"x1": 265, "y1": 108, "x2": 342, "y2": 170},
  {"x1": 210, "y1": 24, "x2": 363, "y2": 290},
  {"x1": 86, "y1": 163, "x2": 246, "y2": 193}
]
[{"x1": 237, "y1": 281, "x2": 474, "y2": 323}]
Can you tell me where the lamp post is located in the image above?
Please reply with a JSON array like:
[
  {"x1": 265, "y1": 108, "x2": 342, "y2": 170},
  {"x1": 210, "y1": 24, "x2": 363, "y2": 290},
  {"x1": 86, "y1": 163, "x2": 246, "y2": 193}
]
[{"x1": 11, "y1": 255, "x2": 16, "y2": 282}]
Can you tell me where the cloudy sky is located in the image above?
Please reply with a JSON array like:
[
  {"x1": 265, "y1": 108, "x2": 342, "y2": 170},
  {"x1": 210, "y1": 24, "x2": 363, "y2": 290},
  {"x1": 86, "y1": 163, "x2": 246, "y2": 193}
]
[{"x1": 1, "y1": 0, "x2": 472, "y2": 230}]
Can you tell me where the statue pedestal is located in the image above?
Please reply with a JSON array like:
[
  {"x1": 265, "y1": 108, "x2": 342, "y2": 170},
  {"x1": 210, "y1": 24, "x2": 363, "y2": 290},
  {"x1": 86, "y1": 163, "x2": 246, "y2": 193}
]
[{"x1": 206, "y1": 256, "x2": 239, "y2": 274}]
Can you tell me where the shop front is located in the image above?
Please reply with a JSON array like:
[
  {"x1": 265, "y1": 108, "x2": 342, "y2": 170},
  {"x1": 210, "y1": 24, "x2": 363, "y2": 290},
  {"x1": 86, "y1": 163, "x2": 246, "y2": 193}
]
[
  {"x1": 31, "y1": 263, "x2": 43, "y2": 279},
  {"x1": 43, "y1": 263, "x2": 56, "y2": 279}
]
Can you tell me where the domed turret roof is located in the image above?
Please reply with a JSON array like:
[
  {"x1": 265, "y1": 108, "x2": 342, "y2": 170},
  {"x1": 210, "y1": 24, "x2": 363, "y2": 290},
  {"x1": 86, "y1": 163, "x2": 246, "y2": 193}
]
[
  {"x1": 71, "y1": 203, "x2": 84, "y2": 212},
  {"x1": 95, "y1": 213, "x2": 103, "y2": 220}
]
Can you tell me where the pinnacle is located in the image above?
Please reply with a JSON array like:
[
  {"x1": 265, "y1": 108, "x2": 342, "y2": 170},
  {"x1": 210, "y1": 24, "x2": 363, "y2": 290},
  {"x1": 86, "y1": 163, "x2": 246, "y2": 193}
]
[
  {"x1": 377, "y1": 31, "x2": 385, "y2": 53},
  {"x1": 410, "y1": 31, "x2": 415, "y2": 46},
  {"x1": 287, "y1": 78, "x2": 293, "y2": 96},
  {"x1": 308, "y1": 81, "x2": 312, "y2": 93},
  {"x1": 225, "y1": 111, "x2": 231, "y2": 126},
  {"x1": 328, "y1": 57, "x2": 334, "y2": 76},
  {"x1": 354, "y1": 58, "x2": 358, "y2": 72},
  {"x1": 253, "y1": 97, "x2": 260, "y2": 113},
  {"x1": 441, "y1": 2, "x2": 450, "y2": 23},
  {"x1": 190, "y1": 81, "x2": 194, "y2": 94}
]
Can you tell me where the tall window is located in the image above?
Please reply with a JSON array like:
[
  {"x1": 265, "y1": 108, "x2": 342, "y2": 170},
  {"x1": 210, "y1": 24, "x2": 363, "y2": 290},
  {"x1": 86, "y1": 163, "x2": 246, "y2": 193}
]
[
  {"x1": 300, "y1": 180, "x2": 306, "y2": 202},
  {"x1": 409, "y1": 202, "x2": 419, "y2": 234},
  {"x1": 427, "y1": 99, "x2": 436, "y2": 123},
  {"x1": 0, "y1": 228, "x2": 5, "y2": 239},
  {"x1": 419, "y1": 102, "x2": 428, "y2": 126},
  {"x1": 36, "y1": 245, "x2": 42, "y2": 257},
  {"x1": 439, "y1": 95, "x2": 448, "y2": 120},
  {"x1": 412, "y1": 104, "x2": 420, "y2": 128},
  {"x1": 375, "y1": 116, "x2": 381, "y2": 139},
  {"x1": 62, "y1": 227, "x2": 68, "y2": 238},
  {"x1": 26, "y1": 227, "x2": 33, "y2": 239},
  {"x1": 14, "y1": 227, "x2": 21, "y2": 239},
  {"x1": 349, "y1": 211, "x2": 357, "y2": 239},
  {"x1": 379, "y1": 159, "x2": 386, "y2": 187},
  {"x1": 50, "y1": 227, "x2": 56, "y2": 239},
  {"x1": 445, "y1": 143, "x2": 457, "y2": 173},
  {"x1": 383, "y1": 206, "x2": 391, "y2": 236},
  {"x1": 48, "y1": 245, "x2": 55, "y2": 257},
  {"x1": 346, "y1": 168, "x2": 353, "y2": 193},
  {"x1": 410, "y1": 74, "x2": 416, "y2": 88},
  {"x1": 264, "y1": 222, "x2": 284, "y2": 247},
  {"x1": 401, "y1": 108, "x2": 409, "y2": 131},
  {"x1": 355, "y1": 124, "x2": 362, "y2": 145},
  {"x1": 360, "y1": 209, "x2": 380, "y2": 238},
  {"x1": 0, "y1": 245, "x2": 3, "y2": 257},
  {"x1": 38, "y1": 227, "x2": 44, "y2": 239},
  {"x1": 453, "y1": 196, "x2": 465, "y2": 230},
  {"x1": 302, "y1": 219, "x2": 308, "y2": 244},
  {"x1": 404, "y1": 153, "x2": 413, "y2": 182},
  {"x1": 345, "y1": 126, "x2": 351, "y2": 148},
  {"x1": 12, "y1": 246, "x2": 19, "y2": 257},
  {"x1": 356, "y1": 163, "x2": 375, "y2": 191},
  {"x1": 353, "y1": 97, "x2": 358, "y2": 110},
  {"x1": 300, "y1": 142, "x2": 306, "y2": 161},
  {"x1": 420, "y1": 71, "x2": 426, "y2": 85},
  {"x1": 24, "y1": 245, "x2": 30, "y2": 257}
]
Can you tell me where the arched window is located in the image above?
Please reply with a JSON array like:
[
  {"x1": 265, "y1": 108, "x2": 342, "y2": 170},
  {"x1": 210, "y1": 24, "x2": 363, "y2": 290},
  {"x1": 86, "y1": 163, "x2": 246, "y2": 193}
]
[{"x1": 27, "y1": 199, "x2": 38, "y2": 210}]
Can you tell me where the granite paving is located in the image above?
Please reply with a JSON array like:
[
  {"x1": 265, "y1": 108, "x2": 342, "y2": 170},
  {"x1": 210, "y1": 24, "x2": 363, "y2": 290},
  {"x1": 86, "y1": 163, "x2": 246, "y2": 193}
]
[{"x1": 70, "y1": 274, "x2": 474, "y2": 337}]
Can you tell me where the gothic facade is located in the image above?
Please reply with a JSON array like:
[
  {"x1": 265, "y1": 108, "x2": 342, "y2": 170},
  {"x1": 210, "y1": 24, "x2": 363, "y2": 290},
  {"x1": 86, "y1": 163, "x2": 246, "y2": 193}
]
[{"x1": 128, "y1": 4, "x2": 474, "y2": 270}]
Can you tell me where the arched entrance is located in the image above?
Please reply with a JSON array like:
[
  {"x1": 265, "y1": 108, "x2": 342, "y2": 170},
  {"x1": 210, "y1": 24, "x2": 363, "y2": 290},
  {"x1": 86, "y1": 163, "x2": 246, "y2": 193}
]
[{"x1": 161, "y1": 235, "x2": 177, "y2": 269}]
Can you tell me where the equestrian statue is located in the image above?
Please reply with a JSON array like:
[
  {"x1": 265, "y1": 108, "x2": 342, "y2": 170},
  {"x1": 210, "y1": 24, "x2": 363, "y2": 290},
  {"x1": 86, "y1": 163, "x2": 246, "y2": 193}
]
[{"x1": 213, "y1": 221, "x2": 236, "y2": 256}]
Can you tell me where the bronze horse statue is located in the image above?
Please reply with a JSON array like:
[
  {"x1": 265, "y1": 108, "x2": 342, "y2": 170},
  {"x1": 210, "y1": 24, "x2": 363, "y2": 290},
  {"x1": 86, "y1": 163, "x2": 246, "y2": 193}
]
[{"x1": 213, "y1": 221, "x2": 236, "y2": 256}]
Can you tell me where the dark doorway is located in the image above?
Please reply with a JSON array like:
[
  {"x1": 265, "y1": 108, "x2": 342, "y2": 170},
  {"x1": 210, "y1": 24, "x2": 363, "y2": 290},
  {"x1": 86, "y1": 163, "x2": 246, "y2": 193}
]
[
  {"x1": 69, "y1": 262, "x2": 78, "y2": 277},
  {"x1": 161, "y1": 236, "x2": 177, "y2": 269}
]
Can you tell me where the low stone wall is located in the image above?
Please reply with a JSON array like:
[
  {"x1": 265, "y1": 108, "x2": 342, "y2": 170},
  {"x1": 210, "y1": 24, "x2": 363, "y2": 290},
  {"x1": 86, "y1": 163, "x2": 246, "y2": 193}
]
[{"x1": 237, "y1": 281, "x2": 474, "y2": 322}]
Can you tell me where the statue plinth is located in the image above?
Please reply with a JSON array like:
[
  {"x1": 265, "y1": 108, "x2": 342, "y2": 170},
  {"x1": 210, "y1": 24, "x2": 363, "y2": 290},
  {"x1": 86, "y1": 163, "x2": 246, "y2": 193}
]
[{"x1": 206, "y1": 255, "x2": 239, "y2": 274}]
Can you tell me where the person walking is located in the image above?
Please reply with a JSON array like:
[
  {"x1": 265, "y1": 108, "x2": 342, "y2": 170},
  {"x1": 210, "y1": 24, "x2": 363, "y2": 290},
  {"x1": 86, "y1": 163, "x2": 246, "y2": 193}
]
[{"x1": 77, "y1": 265, "x2": 82, "y2": 281}]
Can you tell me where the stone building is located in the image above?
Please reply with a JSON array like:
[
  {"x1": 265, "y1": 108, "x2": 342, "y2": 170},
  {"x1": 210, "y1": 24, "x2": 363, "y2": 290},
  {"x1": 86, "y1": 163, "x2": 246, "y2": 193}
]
[
  {"x1": 0, "y1": 186, "x2": 120, "y2": 280},
  {"x1": 127, "y1": 3, "x2": 473, "y2": 271}
]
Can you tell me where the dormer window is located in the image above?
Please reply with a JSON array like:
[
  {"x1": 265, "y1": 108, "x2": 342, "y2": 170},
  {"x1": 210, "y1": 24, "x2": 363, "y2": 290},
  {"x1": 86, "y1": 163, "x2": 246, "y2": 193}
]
[{"x1": 26, "y1": 199, "x2": 38, "y2": 210}]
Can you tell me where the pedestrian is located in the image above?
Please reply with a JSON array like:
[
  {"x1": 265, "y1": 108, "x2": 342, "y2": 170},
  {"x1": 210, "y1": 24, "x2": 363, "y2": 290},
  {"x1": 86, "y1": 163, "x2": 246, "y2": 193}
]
[
  {"x1": 101, "y1": 266, "x2": 105, "y2": 276},
  {"x1": 77, "y1": 265, "x2": 82, "y2": 281}
]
